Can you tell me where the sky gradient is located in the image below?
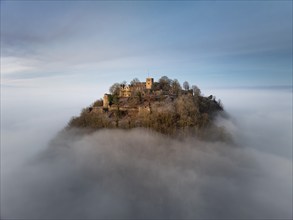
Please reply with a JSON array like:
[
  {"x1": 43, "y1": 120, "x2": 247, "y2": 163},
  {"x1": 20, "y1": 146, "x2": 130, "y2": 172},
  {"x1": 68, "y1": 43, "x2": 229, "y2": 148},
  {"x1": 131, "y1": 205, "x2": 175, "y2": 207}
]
[{"x1": 1, "y1": 1, "x2": 292, "y2": 90}]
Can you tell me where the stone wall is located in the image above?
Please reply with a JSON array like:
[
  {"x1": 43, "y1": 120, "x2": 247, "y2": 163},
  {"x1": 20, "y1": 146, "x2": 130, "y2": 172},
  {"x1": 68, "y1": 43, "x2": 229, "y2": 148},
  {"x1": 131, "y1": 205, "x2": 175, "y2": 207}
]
[{"x1": 103, "y1": 94, "x2": 109, "y2": 108}]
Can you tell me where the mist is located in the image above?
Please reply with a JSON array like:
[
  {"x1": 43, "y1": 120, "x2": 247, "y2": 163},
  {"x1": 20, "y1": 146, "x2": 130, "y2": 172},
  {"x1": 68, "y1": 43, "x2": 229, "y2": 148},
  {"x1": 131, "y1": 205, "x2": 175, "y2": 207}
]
[{"x1": 1, "y1": 87, "x2": 292, "y2": 219}]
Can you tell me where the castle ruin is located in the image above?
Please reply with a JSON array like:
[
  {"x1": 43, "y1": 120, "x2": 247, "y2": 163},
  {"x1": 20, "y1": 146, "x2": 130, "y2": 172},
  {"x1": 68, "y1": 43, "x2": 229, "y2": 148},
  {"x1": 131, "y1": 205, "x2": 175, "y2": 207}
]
[
  {"x1": 103, "y1": 94, "x2": 109, "y2": 109},
  {"x1": 146, "y1": 78, "x2": 154, "y2": 90},
  {"x1": 102, "y1": 77, "x2": 153, "y2": 110},
  {"x1": 119, "y1": 77, "x2": 153, "y2": 98}
]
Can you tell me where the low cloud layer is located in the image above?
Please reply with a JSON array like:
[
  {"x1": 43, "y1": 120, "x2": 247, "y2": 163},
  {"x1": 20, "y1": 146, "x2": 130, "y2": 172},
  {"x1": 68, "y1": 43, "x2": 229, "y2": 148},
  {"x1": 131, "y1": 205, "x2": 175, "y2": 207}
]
[
  {"x1": 1, "y1": 88, "x2": 292, "y2": 219},
  {"x1": 2, "y1": 128, "x2": 292, "y2": 219}
]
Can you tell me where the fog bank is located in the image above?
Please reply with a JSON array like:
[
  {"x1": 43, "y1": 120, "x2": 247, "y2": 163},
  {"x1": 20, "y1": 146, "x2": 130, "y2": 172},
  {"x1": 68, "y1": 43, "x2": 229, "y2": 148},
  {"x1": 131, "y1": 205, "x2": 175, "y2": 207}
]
[{"x1": 1, "y1": 88, "x2": 292, "y2": 219}]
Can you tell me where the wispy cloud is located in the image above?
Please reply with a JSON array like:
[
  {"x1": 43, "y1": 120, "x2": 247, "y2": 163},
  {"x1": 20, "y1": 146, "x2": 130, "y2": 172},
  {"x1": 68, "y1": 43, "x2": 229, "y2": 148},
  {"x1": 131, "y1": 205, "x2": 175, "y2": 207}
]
[{"x1": 1, "y1": 1, "x2": 292, "y2": 87}]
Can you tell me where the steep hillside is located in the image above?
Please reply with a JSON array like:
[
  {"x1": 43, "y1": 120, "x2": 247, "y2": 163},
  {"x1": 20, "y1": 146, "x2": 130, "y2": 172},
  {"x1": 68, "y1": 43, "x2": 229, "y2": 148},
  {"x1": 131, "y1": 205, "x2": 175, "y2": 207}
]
[{"x1": 67, "y1": 76, "x2": 226, "y2": 140}]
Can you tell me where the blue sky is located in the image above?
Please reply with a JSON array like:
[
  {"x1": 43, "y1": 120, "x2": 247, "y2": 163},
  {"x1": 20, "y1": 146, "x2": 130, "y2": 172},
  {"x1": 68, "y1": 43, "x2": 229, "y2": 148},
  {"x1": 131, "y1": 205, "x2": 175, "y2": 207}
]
[{"x1": 1, "y1": 1, "x2": 292, "y2": 89}]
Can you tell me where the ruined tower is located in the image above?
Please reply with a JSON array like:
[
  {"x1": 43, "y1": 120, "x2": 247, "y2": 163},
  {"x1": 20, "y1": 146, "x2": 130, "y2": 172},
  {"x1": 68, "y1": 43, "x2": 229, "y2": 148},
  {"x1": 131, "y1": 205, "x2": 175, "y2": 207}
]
[
  {"x1": 103, "y1": 94, "x2": 109, "y2": 109},
  {"x1": 146, "y1": 78, "x2": 154, "y2": 90}
]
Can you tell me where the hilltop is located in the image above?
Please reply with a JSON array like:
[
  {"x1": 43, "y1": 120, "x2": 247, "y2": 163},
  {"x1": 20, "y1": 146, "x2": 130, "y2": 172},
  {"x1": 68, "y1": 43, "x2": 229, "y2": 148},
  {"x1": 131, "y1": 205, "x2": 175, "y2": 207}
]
[{"x1": 67, "y1": 76, "x2": 227, "y2": 140}]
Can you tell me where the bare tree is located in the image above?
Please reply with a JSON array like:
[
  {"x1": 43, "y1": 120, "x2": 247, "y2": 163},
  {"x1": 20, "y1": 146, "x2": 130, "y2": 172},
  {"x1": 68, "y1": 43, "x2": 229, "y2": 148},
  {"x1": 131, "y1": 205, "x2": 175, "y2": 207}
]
[
  {"x1": 183, "y1": 81, "x2": 190, "y2": 91},
  {"x1": 130, "y1": 78, "x2": 140, "y2": 85},
  {"x1": 175, "y1": 95, "x2": 199, "y2": 128},
  {"x1": 159, "y1": 76, "x2": 172, "y2": 91},
  {"x1": 192, "y1": 85, "x2": 201, "y2": 96},
  {"x1": 171, "y1": 79, "x2": 182, "y2": 96},
  {"x1": 109, "y1": 83, "x2": 120, "y2": 95}
]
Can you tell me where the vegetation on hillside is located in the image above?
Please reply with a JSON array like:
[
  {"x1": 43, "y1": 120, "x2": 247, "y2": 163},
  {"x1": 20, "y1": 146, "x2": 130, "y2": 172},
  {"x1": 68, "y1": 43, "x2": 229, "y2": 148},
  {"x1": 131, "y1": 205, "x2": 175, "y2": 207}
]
[{"x1": 67, "y1": 76, "x2": 227, "y2": 140}]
